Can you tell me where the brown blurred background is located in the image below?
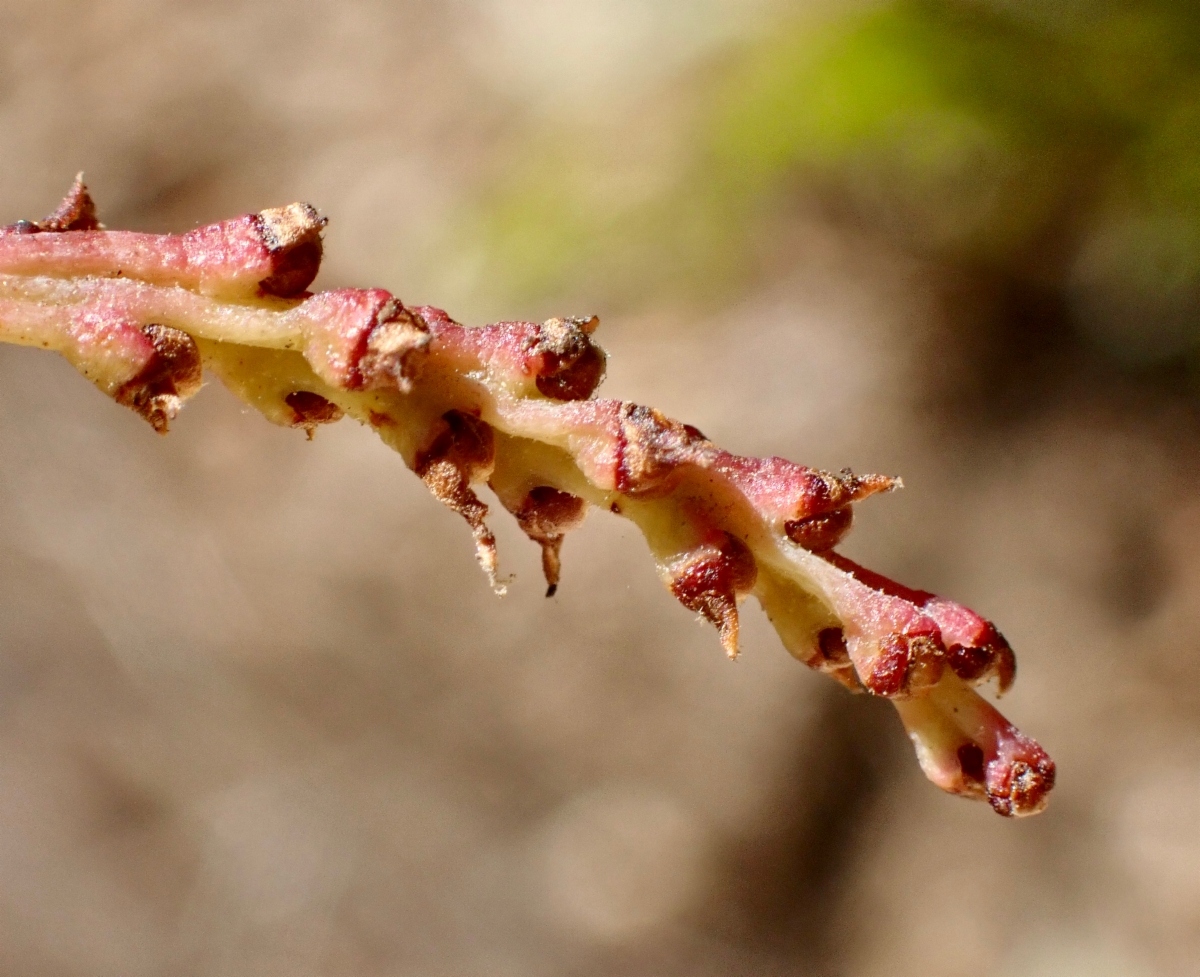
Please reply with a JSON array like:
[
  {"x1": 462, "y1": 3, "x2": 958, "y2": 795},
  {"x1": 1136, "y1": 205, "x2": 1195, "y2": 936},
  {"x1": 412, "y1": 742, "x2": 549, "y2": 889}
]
[{"x1": 2, "y1": 1, "x2": 1199, "y2": 974}]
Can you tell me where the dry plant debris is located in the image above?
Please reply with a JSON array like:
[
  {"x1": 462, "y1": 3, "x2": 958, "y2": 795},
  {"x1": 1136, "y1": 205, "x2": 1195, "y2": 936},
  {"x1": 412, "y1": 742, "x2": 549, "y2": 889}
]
[{"x1": 0, "y1": 177, "x2": 1055, "y2": 816}]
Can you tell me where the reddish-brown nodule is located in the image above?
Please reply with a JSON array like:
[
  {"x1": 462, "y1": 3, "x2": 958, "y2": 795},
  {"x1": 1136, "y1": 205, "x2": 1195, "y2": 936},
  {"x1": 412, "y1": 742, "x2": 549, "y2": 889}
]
[
  {"x1": 864, "y1": 632, "x2": 944, "y2": 697},
  {"x1": 285, "y1": 391, "x2": 344, "y2": 439},
  {"x1": 667, "y1": 532, "x2": 758, "y2": 658},
  {"x1": 817, "y1": 627, "x2": 851, "y2": 665},
  {"x1": 512, "y1": 486, "x2": 588, "y2": 596},
  {"x1": 114, "y1": 323, "x2": 202, "y2": 434},
  {"x1": 976, "y1": 711, "x2": 1056, "y2": 817},
  {"x1": 810, "y1": 626, "x2": 860, "y2": 690},
  {"x1": 956, "y1": 743, "x2": 986, "y2": 794},
  {"x1": 786, "y1": 506, "x2": 854, "y2": 551},
  {"x1": 532, "y1": 316, "x2": 606, "y2": 401},
  {"x1": 946, "y1": 637, "x2": 1017, "y2": 693},
  {"x1": 866, "y1": 634, "x2": 911, "y2": 697},
  {"x1": 256, "y1": 202, "x2": 326, "y2": 298},
  {"x1": 988, "y1": 754, "x2": 1056, "y2": 817}
]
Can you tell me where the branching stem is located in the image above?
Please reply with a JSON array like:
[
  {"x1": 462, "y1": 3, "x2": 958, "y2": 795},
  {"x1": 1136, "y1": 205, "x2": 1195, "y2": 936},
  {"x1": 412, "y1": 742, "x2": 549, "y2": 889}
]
[{"x1": 0, "y1": 177, "x2": 1054, "y2": 816}]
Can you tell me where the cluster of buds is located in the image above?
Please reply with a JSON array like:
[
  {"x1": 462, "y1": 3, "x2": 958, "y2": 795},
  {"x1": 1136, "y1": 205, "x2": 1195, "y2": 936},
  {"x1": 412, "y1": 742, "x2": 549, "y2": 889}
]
[{"x1": 0, "y1": 178, "x2": 1054, "y2": 816}]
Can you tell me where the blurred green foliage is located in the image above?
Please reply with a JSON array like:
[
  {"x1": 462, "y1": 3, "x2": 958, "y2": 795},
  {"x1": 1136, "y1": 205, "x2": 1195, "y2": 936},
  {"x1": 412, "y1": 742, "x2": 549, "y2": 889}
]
[{"x1": 469, "y1": 0, "x2": 1200, "y2": 365}]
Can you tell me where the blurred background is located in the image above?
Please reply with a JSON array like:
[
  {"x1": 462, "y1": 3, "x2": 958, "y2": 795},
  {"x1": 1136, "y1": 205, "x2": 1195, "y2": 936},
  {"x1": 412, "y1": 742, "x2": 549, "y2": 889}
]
[{"x1": 1, "y1": 1, "x2": 1199, "y2": 974}]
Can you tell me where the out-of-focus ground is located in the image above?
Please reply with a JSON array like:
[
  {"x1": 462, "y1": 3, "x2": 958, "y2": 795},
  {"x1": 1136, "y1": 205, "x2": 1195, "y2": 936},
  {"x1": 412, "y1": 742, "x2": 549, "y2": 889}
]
[{"x1": 2, "y1": 1, "x2": 1200, "y2": 975}]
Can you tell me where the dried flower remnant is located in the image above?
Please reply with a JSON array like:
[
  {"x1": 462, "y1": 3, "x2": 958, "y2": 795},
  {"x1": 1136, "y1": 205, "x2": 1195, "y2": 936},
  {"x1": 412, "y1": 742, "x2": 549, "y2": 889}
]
[
  {"x1": 507, "y1": 486, "x2": 589, "y2": 597},
  {"x1": 0, "y1": 179, "x2": 1054, "y2": 817}
]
